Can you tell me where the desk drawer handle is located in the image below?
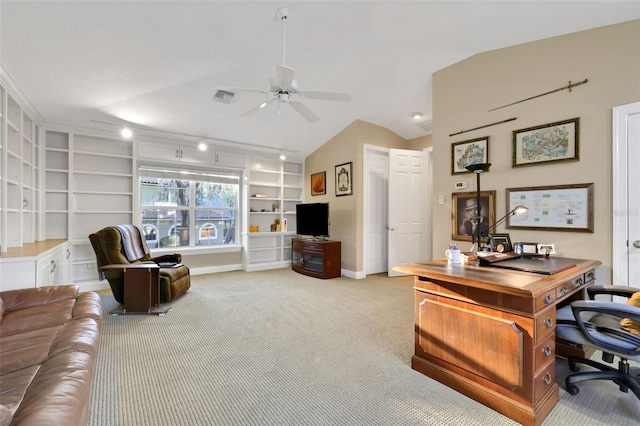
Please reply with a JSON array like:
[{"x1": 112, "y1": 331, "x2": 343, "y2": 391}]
[
  {"x1": 542, "y1": 345, "x2": 552, "y2": 357},
  {"x1": 576, "y1": 277, "x2": 584, "y2": 285},
  {"x1": 544, "y1": 317, "x2": 554, "y2": 328},
  {"x1": 560, "y1": 285, "x2": 569, "y2": 295},
  {"x1": 542, "y1": 373, "x2": 552, "y2": 385},
  {"x1": 543, "y1": 294, "x2": 553, "y2": 304}
]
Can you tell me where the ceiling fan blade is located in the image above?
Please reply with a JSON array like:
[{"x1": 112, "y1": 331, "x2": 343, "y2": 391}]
[
  {"x1": 289, "y1": 101, "x2": 319, "y2": 123},
  {"x1": 213, "y1": 86, "x2": 271, "y2": 96},
  {"x1": 300, "y1": 91, "x2": 352, "y2": 102},
  {"x1": 276, "y1": 65, "x2": 295, "y2": 89},
  {"x1": 242, "y1": 97, "x2": 277, "y2": 116}
]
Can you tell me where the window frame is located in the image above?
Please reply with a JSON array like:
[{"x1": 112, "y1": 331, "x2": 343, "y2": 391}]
[{"x1": 137, "y1": 163, "x2": 242, "y2": 253}]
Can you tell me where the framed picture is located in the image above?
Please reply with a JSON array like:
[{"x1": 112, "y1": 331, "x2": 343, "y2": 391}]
[
  {"x1": 310, "y1": 171, "x2": 326, "y2": 196},
  {"x1": 452, "y1": 190, "x2": 496, "y2": 242},
  {"x1": 451, "y1": 136, "x2": 489, "y2": 175},
  {"x1": 335, "y1": 162, "x2": 353, "y2": 196},
  {"x1": 506, "y1": 183, "x2": 594, "y2": 232},
  {"x1": 488, "y1": 233, "x2": 512, "y2": 253},
  {"x1": 512, "y1": 117, "x2": 579, "y2": 167}
]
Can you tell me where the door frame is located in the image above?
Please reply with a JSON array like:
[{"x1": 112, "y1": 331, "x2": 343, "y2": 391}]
[{"x1": 612, "y1": 101, "x2": 640, "y2": 286}]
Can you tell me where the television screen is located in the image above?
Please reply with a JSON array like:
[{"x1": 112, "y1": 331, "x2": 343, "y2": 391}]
[{"x1": 296, "y1": 203, "x2": 329, "y2": 237}]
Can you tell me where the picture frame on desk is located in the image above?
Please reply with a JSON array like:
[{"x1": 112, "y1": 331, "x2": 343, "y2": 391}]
[{"x1": 488, "y1": 233, "x2": 512, "y2": 253}]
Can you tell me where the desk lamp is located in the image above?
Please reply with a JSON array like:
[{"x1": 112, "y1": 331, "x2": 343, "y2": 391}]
[
  {"x1": 482, "y1": 205, "x2": 530, "y2": 237},
  {"x1": 465, "y1": 162, "x2": 491, "y2": 251}
]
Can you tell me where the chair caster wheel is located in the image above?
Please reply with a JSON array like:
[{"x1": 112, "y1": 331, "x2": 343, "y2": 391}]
[
  {"x1": 566, "y1": 384, "x2": 580, "y2": 395},
  {"x1": 569, "y1": 363, "x2": 581, "y2": 372}
]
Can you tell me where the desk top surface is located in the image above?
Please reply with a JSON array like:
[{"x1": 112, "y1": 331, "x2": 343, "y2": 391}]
[{"x1": 395, "y1": 257, "x2": 601, "y2": 298}]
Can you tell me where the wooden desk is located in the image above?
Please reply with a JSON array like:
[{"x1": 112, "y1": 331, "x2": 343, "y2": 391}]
[
  {"x1": 100, "y1": 264, "x2": 171, "y2": 315},
  {"x1": 395, "y1": 257, "x2": 600, "y2": 426}
]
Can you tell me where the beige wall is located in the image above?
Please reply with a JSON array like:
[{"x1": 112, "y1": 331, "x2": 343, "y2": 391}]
[
  {"x1": 432, "y1": 20, "x2": 640, "y2": 283},
  {"x1": 305, "y1": 119, "x2": 413, "y2": 274}
]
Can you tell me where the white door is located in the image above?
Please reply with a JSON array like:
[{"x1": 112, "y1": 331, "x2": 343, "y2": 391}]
[
  {"x1": 364, "y1": 148, "x2": 389, "y2": 274},
  {"x1": 613, "y1": 102, "x2": 640, "y2": 286},
  {"x1": 388, "y1": 149, "x2": 426, "y2": 277}
]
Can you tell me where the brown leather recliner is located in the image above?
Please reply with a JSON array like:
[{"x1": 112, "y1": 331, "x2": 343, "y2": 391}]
[{"x1": 89, "y1": 226, "x2": 190, "y2": 304}]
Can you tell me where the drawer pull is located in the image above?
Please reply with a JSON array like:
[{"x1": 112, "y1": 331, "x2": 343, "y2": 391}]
[
  {"x1": 576, "y1": 277, "x2": 584, "y2": 285},
  {"x1": 50, "y1": 259, "x2": 57, "y2": 273},
  {"x1": 542, "y1": 373, "x2": 552, "y2": 385},
  {"x1": 560, "y1": 285, "x2": 569, "y2": 294},
  {"x1": 543, "y1": 294, "x2": 553, "y2": 304},
  {"x1": 542, "y1": 345, "x2": 552, "y2": 356},
  {"x1": 544, "y1": 317, "x2": 554, "y2": 328}
]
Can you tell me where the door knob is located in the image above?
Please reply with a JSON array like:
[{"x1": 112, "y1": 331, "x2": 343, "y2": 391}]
[{"x1": 633, "y1": 240, "x2": 640, "y2": 248}]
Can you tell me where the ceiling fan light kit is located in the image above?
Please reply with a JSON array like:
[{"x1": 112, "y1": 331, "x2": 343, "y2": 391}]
[{"x1": 218, "y1": 7, "x2": 351, "y2": 123}]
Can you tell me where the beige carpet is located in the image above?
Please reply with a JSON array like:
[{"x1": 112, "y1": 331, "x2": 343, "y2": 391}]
[{"x1": 89, "y1": 269, "x2": 639, "y2": 425}]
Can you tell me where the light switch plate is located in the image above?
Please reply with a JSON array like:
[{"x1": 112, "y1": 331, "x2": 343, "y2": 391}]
[{"x1": 455, "y1": 181, "x2": 467, "y2": 189}]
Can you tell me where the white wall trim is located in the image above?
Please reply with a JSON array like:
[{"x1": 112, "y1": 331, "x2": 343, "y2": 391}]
[
  {"x1": 612, "y1": 101, "x2": 640, "y2": 286},
  {"x1": 341, "y1": 268, "x2": 365, "y2": 279},
  {"x1": 192, "y1": 263, "x2": 243, "y2": 275}
]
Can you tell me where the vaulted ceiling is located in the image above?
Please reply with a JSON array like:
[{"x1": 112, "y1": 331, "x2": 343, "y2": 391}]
[{"x1": 2, "y1": 1, "x2": 638, "y2": 158}]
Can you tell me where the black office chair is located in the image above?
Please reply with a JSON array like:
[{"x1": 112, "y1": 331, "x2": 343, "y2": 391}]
[{"x1": 556, "y1": 285, "x2": 640, "y2": 399}]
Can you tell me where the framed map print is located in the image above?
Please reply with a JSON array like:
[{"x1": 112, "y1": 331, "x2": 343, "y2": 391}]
[{"x1": 512, "y1": 118, "x2": 579, "y2": 167}]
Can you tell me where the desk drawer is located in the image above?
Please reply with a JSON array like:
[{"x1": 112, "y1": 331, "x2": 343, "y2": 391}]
[
  {"x1": 534, "y1": 362, "x2": 556, "y2": 402},
  {"x1": 556, "y1": 274, "x2": 585, "y2": 299},
  {"x1": 535, "y1": 309, "x2": 556, "y2": 343},
  {"x1": 534, "y1": 334, "x2": 555, "y2": 372}
]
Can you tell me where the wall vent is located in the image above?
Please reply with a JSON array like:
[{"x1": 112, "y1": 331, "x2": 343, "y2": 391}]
[{"x1": 213, "y1": 90, "x2": 235, "y2": 104}]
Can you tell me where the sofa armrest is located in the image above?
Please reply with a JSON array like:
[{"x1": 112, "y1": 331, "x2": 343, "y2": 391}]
[{"x1": 0, "y1": 285, "x2": 79, "y2": 313}]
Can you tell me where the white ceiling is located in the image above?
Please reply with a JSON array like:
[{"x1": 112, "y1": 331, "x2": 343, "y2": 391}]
[{"x1": 2, "y1": 1, "x2": 639, "y2": 159}]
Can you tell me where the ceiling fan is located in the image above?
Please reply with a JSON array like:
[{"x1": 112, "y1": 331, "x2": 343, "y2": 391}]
[{"x1": 216, "y1": 7, "x2": 351, "y2": 123}]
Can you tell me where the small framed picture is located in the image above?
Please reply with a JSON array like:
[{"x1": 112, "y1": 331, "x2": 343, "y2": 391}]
[
  {"x1": 489, "y1": 233, "x2": 512, "y2": 253},
  {"x1": 451, "y1": 136, "x2": 490, "y2": 175},
  {"x1": 335, "y1": 162, "x2": 353, "y2": 196},
  {"x1": 310, "y1": 171, "x2": 326, "y2": 196}
]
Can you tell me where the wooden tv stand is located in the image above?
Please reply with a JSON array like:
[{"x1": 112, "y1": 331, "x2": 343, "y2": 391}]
[{"x1": 291, "y1": 238, "x2": 341, "y2": 279}]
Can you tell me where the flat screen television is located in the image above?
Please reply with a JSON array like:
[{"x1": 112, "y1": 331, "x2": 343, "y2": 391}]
[{"x1": 296, "y1": 202, "x2": 329, "y2": 238}]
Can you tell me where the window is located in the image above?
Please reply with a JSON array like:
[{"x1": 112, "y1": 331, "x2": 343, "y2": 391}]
[{"x1": 140, "y1": 166, "x2": 239, "y2": 248}]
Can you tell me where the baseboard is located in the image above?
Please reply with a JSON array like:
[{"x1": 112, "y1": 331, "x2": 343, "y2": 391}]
[
  {"x1": 341, "y1": 268, "x2": 366, "y2": 279},
  {"x1": 190, "y1": 264, "x2": 243, "y2": 275}
]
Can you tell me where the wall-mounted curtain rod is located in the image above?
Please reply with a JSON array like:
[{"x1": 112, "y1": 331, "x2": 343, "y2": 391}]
[{"x1": 88, "y1": 119, "x2": 298, "y2": 154}]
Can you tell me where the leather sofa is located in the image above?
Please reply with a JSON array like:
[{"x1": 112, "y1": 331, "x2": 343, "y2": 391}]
[{"x1": 0, "y1": 285, "x2": 103, "y2": 426}]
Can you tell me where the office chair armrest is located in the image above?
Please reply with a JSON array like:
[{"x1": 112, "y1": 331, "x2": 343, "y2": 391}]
[
  {"x1": 587, "y1": 285, "x2": 640, "y2": 300},
  {"x1": 570, "y1": 300, "x2": 640, "y2": 354}
]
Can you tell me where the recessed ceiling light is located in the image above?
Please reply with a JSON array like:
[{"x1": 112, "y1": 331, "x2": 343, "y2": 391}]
[
  {"x1": 121, "y1": 127, "x2": 133, "y2": 138},
  {"x1": 198, "y1": 141, "x2": 207, "y2": 151},
  {"x1": 279, "y1": 152, "x2": 286, "y2": 160},
  {"x1": 411, "y1": 112, "x2": 423, "y2": 120}
]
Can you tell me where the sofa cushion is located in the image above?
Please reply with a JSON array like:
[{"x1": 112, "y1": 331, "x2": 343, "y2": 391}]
[
  {"x1": 9, "y1": 352, "x2": 95, "y2": 426},
  {"x1": 620, "y1": 291, "x2": 640, "y2": 336},
  {"x1": 0, "y1": 326, "x2": 59, "y2": 375},
  {"x1": 0, "y1": 404, "x2": 11, "y2": 426},
  {"x1": 0, "y1": 299, "x2": 74, "y2": 338}
]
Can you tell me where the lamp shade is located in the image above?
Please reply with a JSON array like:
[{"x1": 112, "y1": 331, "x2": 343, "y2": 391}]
[{"x1": 465, "y1": 163, "x2": 492, "y2": 173}]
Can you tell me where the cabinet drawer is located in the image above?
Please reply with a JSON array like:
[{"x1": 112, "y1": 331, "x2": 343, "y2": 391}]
[
  {"x1": 534, "y1": 334, "x2": 555, "y2": 373},
  {"x1": 534, "y1": 362, "x2": 556, "y2": 402},
  {"x1": 535, "y1": 309, "x2": 556, "y2": 343},
  {"x1": 292, "y1": 239, "x2": 324, "y2": 253}
]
